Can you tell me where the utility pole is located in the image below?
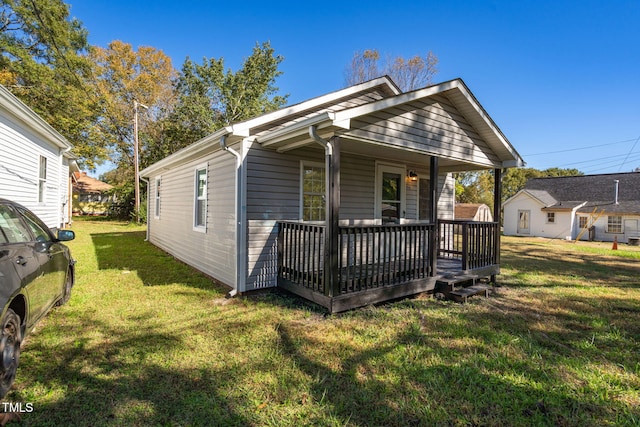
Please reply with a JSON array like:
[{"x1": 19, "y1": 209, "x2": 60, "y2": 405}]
[{"x1": 133, "y1": 100, "x2": 148, "y2": 223}]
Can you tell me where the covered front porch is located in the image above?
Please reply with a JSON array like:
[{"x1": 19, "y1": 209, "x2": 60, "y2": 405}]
[{"x1": 277, "y1": 209, "x2": 501, "y2": 313}]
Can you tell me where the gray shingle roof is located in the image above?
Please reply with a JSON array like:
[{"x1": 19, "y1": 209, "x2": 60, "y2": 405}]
[{"x1": 524, "y1": 172, "x2": 640, "y2": 214}]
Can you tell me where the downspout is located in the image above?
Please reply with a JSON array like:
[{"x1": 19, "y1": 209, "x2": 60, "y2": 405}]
[
  {"x1": 59, "y1": 146, "x2": 72, "y2": 229},
  {"x1": 220, "y1": 134, "x2": 245, "y2": 297},
  {"x1": 309, "y1": 126, "x2": 339, "y2": 301},
  {"x1": 140, "y1": 177, "x2": 150, "y2": 241}
]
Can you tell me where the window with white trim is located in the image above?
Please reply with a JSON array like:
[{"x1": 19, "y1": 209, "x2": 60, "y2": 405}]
[
  {"x1": 546, "y1": 212, "x2": 555, "y2": 223},
  {"x1": 301, "y1": 162, "x2": 325, "y2": 221},
  {"x1": 194, "y1": 167, "x2": 207, "y2": 230},
  {"x1": 578, "y1": 216, "x2": 588, "y2": 229},
  {"x1": 38, "y1": 155, "x2": 47, "y2": 203},
  {"x1": 607, "y1": 215, "x2": 622, "y2": 233},
  {"x1": 154, "y1": 177, "x2": 161, "y2": 219}
]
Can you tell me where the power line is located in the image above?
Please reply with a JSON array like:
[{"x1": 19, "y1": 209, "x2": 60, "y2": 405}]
[
  {"x1": 618, "y1": 135, "x2": 640, "y2": 172},
  {"x1": 523, "y1": 137, "x2": 637, "y2": 156}
]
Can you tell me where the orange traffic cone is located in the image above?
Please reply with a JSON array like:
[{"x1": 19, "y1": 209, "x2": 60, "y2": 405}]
[{"x1": 612, "y1": 236, "x2": 618, "y2": 250}]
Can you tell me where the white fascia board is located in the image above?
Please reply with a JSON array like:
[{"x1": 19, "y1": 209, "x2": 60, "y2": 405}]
[
  {"x1": 257, "y1": 112, "x2": 349, "y2": 147},
  {"x1": 0, "y1": 85, "x2": 73, "y2": 151},
  {"x1": 230, "y1": 76, "x2": 399, "y2": 136}
]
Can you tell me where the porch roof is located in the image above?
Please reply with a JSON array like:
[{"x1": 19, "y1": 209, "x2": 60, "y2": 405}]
[{"x1": 253, "y1": 79, "x2": 524, "y2": 171}]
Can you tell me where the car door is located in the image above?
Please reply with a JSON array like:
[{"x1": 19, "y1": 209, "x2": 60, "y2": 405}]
[
  {"x1": 0, "y1": 204, "x2": 43, "y2": 322},
  {"x1": 16, "y1": 207, "x2": 67, "y2": 318}
]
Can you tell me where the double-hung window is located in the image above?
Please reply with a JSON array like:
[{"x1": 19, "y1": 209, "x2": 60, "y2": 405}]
[
  {"x1": 301, "y1": 162, "x2": 325, "y2": 221},
  {"x1": 194, "y1": 167, "x2": 207, "y2": 231},
  {"x1": 607, "y1": 215, "x2": 622, "y2": 233},
  {"x1": 38, "y1": 156, "x2": 47, "y2": 203},
  {"x1": 547, "y1": 212, "x2": 555, "y2": 223}
]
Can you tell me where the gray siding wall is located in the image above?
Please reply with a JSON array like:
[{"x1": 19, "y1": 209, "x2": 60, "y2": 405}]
[
  {"x1": 245, "y1": 143, "x2": 455, "y2": 290},
  {"x1": 147, "y1": 146, "x2": 237, "y2": 288},
  {"x1": 344, "y1": 95, "x2": 501, "y2": 168},
  {"x1": 0, "y1": 112, "x2": 67, "y2": 228}
]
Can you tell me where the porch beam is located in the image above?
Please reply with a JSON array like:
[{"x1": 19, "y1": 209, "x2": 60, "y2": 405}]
[
  {"x1": 492, "y1": 168, "x2": 503, "y2": 282},
  {"x1": 429, "y1": 156, "x2": 439, "y2": 276}
]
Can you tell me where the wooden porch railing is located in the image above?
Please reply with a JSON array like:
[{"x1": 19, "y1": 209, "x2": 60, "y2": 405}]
[
  {"x1": 438, "y1": 220, "x2": 499, "y2": 270},
  {"x1": 278, "y1": 220, "x2": 498, "y2": 296}
]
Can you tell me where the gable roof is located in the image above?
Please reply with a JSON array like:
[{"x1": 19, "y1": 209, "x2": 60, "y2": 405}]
[
  {"x1": 141, "y1": 77, "x2": 524, "y2": 177},
  {"x1": 523, "y1": 172, "x2": 640, "y2": 215}
]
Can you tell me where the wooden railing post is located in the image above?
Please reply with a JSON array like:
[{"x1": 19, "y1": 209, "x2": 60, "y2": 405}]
[{"x1": 429, "y1": 156, "x2": 439, "y2": 276}]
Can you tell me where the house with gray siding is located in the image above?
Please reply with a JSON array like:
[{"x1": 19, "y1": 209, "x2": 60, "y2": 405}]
[
  {"x1": 503, "y1": 172, "x2": 640, "y2": 243},
  {"x1": 0, "y1": 84, "x2": 77, "y2": 228},
  {"x1": 141, "y1": 77, "x2": 524, "y2": 312}
]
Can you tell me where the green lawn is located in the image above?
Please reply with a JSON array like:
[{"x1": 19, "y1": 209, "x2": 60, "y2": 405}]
[{"x1": 6, "y1": 220, "x2": 640, "y2": 426}]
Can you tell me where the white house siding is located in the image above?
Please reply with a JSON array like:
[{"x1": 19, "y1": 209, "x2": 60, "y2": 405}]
[
  {"x1": 576, "y1": 214, "x2": 640, "y2": 243},
  {"x1": 0, "y1": 111, "x2": 67, "y2": 228},
  {"x1": 147, "y1": 148, "x2": 237, "y2": 288},
  {"x1": 245, "y1": 143, "x2": 457, "y2": 291},
  {"x1": 503, "y1": 193, "x2": 542, "y2": 236}
]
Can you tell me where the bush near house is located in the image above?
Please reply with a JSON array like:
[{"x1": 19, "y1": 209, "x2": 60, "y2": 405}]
[{"x1": 8, "y1": 220, "x2": 640, "y2": 426}]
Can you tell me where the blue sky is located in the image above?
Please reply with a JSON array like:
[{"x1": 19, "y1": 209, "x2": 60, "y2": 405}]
[{"x1": 69, "y1": 0, "x2": 640, "y2": 175}]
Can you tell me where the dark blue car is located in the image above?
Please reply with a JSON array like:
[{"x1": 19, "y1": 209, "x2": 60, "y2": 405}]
[{"x1": 0, "y1": 199, "x2": 76, "y2": 397}]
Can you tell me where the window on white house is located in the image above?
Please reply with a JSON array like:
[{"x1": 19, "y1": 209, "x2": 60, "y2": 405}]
[
  {"x1": 38, "y1": 156, "x2": 47, "y2": 203},
  {"x1": 154, "y1": 177, "x2": 161, "y2": 219},
  {"x1": 301, "y1": 162, "x2": 325, "y2": 221},
  {"x1": 607, "y1": 216, "x2": 622, "y2": 233},
  {"x1": 547, "y1": 212, "x2": 555, "y2": 223},
  {"x1": 194, "y1": 167, "x2": 207, "y2": 230},
  {"x1": 578, "y1": 216, "x2": 588, "y2": 229}
]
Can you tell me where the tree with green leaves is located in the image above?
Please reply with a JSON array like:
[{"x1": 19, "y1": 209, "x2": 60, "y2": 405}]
[
  {"x1": 160, "y1": 41, "x2": 288, "y2": 153},
  {"x1": 0, "y1": 0, "x2": 102, "y2": 167},
  {"x1": 344, "y1": 49, "x2": 439, "y2": 91}
]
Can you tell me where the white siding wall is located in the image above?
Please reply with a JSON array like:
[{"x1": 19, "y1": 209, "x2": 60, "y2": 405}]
[
  {"x1": 147, "y1": 147, "x2": 237, "y2": 288},
  {"x1": 577, "y1": 214, "x2": 640, "y2": 243},
  {"x1": 0, "y1": 112, "x2": 66, "y2": 228},
  {"x1": 503, "y1": 193, "x2": 543, "y2": 236}
]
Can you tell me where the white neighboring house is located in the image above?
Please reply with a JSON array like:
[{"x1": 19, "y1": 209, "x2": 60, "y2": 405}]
[
  {"x1": 0, "y1": 84, "x2": 78, "y2": 228},
  {"x1": 503, "y1": 172, "x2": 640, "y2": 243}
]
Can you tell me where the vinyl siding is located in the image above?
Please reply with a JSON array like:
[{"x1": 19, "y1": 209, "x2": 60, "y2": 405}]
[
  {"x1": 343, "y1": 95, "x2": 501, "y2": 168},
  {"x1": 245, "y1": 143, "x2": 456, "y2": 290},
  {"x1": 147, "y1": 147, "x2": 237, "y2": 288},
  {"x1": 0, "y1": 111, "x2": 66, "y2": 228}
]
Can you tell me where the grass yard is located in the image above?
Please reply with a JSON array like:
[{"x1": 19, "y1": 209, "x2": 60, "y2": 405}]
[{"x1": 5, "y1": 220, "x2": 640, "y2": 426}]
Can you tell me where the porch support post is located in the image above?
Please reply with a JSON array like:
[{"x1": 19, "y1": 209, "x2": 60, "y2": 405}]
[
  {"x1": 492, "y1": 168, "x2": 503, "y2": 282},
  {"x1": 326, "y1": 137, "x2": 341, "y2": 297},
  {"x1": 429, "y1": 156, "x2": 439, "y2": 276}
]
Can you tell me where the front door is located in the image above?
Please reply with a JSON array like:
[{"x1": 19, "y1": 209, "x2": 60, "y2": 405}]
[
  {"x1": 517, "y1": 210, "x2": 530, "y2": 234},
  {"x1": 376, "y1": 164, "x2": 405, "y2": 224}
]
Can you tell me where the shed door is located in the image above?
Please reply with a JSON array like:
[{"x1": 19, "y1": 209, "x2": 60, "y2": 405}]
[{"x1": 517, "y1": 210, "x2": 530, "y2": 234}]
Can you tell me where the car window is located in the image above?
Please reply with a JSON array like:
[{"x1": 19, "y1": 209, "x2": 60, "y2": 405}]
[
  {"x1": 17, "y1": 207, "x2": 52, "y2": 243},
  {"x1": 0, "y1": 205, "x2": 32, "y2": 244}
]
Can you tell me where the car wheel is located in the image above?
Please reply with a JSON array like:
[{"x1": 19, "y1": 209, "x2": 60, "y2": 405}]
[
  {"x1": 0, "y1": 309, "x2": 21, "y2": 398},
  {"x1": 56, "y1": 267, "x2": 73, "y2": 307}
]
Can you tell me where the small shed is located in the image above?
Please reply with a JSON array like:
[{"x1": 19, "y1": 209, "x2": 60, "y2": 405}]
[{"x1": 455, "y1": 203, "x2": 493, "y2": 222}]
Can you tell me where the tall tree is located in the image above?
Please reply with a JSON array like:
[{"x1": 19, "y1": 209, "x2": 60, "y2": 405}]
[
  {"x1": 344, "y1": 49, "x2": 438, "y2": 91},
  {"x1": 89, "y1": 40, "x2": 176, "y2": 172},
  {"x1": 161, "y1": 41, "x2": 288, "y2": 152},
  {"x1": 0, "y1": 0, "x2": 101, "y2": 167}
]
